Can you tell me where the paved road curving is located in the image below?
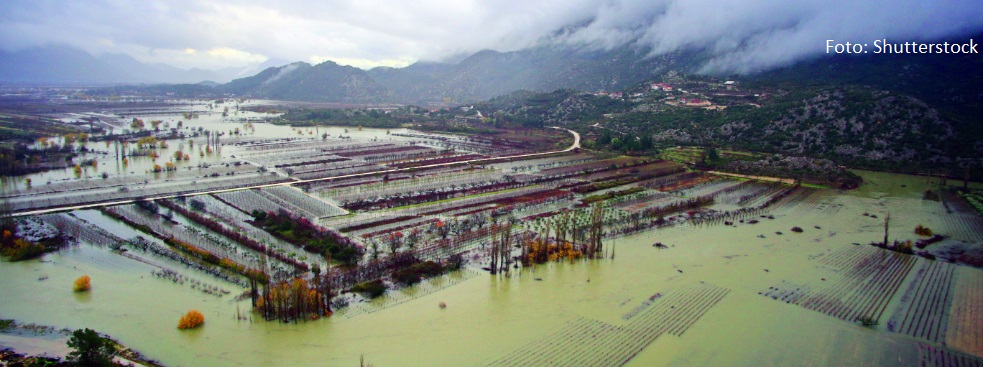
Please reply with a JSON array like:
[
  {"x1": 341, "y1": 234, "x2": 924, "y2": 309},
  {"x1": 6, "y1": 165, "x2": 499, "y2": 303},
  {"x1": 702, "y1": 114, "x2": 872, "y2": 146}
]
[{"x1": 12, "y1": 127, "x2": 580, "y2": 217}]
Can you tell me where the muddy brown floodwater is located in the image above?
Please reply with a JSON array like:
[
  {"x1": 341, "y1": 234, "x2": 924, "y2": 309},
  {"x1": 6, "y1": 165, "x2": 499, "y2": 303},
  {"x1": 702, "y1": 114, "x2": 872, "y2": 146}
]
[{"x1": 1, "y1": 170, "x2": 981, "y2": 366}]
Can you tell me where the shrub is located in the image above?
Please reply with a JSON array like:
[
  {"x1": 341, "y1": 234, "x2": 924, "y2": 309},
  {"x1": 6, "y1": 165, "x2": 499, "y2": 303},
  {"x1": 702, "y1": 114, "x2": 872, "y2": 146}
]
[
  {"x1": 446, "y1": 254, "x2": 464, "y2": 271},
  {"x1": 856, "y1": 316, "x2": 878, "y2": 327},
  {"x1": 178, "y1": 310, "x2": 205, "y2": 329},
  {"x1": 134, "y1": 199, "x2": 159, "y2": 214},
  {"x1": 914, "y1": 224, "x2": 933, "y2": 236},
  {"x1": 73, "y1": 275, "x2": 91, "y2": 292},
  {"x1": 188, "y1": 199, "x2": 206, "y2": 211},
  {"x1": 352, "y1": 279, "x2": 386, "y2": 299},
  {"x1": 1, "y1": 238, "x2": 47, "y2": 261},
  {"x1": 392, "y1": 261, "x2": 445, "y2": 286}
]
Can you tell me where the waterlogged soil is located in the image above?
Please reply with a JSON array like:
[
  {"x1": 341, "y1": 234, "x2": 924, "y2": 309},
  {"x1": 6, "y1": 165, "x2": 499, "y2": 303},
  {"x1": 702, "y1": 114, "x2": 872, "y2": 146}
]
[{"x1": 0, "y1": 170, "x2": 981, "y2": 366}]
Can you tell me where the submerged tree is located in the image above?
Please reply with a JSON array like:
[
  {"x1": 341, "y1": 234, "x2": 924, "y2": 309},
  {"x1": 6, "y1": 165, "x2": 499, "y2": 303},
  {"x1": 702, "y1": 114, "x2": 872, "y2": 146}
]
[{"x1": 587, "y1": 204, "x2": 605, "y2": 258}]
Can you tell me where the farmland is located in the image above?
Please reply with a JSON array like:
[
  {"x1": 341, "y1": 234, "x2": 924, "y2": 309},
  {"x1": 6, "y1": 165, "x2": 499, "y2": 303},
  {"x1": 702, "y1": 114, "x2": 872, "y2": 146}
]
[{"x1": 0, "y1": 102, "x2": 981, "y2": 366}]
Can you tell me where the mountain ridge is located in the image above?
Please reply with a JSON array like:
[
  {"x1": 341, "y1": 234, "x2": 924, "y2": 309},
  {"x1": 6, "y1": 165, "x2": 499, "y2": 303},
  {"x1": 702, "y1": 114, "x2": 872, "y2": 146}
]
[{"x1": 0, "y1": 45, "x2": 266, "y2": 85}]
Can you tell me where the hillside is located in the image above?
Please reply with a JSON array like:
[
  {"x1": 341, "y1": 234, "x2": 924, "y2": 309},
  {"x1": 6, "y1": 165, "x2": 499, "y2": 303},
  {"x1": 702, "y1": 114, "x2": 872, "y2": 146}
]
[{"x1": 473, "y1": 81, "x2": 981, "y2": 178}]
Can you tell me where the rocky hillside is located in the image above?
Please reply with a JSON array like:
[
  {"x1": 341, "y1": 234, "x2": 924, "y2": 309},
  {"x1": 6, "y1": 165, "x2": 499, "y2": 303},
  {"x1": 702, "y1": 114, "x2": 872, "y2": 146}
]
[
  {"x1": 710, "y1": 88, "x2": 959, "y2": 167},
  {"x1": 474, "y1": 84, "x2": 980, "y2": 175}
]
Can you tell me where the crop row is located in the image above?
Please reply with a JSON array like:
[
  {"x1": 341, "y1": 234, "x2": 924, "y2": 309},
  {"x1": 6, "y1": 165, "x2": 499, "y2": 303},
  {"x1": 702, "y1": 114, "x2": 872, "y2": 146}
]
[
  {"x1": 261, "y1": 186, "x2": 347, "y2": 218},
  {"x1": 158, "y1": 199, "x2": 310, "y2": 271},
  {"x1": 889, "y1": 260, "x2": 955, "y2": 342},
  {"x1": 107, "y1": 205, "x2": 274, "y2": 271},
  {"x1": 8, "y1": 171, "x2": 286, "y2": 212},
  {"x1": 760, "y1": 280, "x2": 813, "y2": 304},
  {"x1": 283, "y1": 158, "x2": 374, "y2": 176},
  {"x1": 489, "y1": 153, "x2": 597, "y2": 173},
  {"x1": 55, "y1": 210, "x2": 252, "y2": 288},
  {"x1": 292, "y1": 163, "x2": 384, "y2": 180},
  {"x1": 97, "y1": 209, "x2": 255, "y2": 286},
  {"x1": 815, "y1": 245, "x2": 878, "y2": 270},
  {"x1": 214, "y1": 190, "x2": 284, "y2": 217},
  {"x1": 388, "y1": 153, "x2": 485, "y2": 169},
  {"x1": 324, "y1": 169, "x2": 501, "y2": 204},
  {"x1": 41, "y1": 213, "x2": 120, "y2": 248},
  {"x1": 794, "y1": 248, "x2": 916, "y2": 323},
  {"x1": 917, "y1": 343, "x2": 983, "y2": 367},
  {"x1": 944, "y1": 267, "x2": 983, "y2": 357},
  {"x1": 487, "y1": 283, "x2": 730, "y2": 367},
  {"x1": 189, "y1": 195, "x2": 323, "y2": 266}
]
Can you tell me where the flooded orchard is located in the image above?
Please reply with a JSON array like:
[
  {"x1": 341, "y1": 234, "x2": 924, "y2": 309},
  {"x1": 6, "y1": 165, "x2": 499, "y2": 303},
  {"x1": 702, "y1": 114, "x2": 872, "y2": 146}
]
[{"x1": 2, "y1": 164, "x2": 981, "y2": 366}]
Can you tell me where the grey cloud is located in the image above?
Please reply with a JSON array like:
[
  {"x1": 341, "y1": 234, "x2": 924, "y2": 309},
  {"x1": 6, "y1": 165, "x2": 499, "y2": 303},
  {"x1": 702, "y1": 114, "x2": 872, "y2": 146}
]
[
  {"x1": 0, "y1": 0, "x2": 981, "y2": 72},
  {"x1": 558, "y1": 0, "x2": 983, "y2": 73}
]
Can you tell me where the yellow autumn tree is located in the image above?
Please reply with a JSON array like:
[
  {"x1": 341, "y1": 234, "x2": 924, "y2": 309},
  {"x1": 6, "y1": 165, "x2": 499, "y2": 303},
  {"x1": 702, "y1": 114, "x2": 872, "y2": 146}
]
[
  {"x1": 73, "y1": 275, "x2": 91, "y2": 292},
  {"x1": 177, "y1": 310, "x2": 205, "y2": 329}
]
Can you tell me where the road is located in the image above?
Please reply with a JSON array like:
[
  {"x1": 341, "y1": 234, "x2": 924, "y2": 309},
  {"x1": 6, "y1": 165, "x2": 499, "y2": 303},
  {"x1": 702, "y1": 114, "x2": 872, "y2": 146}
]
[{"x1": 12, "y1": 127, "x2": 580, "y2": 217}]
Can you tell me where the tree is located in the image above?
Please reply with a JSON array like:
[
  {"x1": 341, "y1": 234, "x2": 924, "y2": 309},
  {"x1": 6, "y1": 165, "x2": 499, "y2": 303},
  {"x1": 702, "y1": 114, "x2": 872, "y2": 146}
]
[
  {"x1": 130, "y1": 118, "x2": 145, "y2": 130},
  {"x1": 387, "y1": 231, "x2": 403, "y2": 256},
  {"x1": 66, "y1": 328, "x2": 117, "y2": 367},
  {"x1": 177, "y1": 310, "x2": 205, "y2": 329},
  {"x1": 74, "y1": 275, "x2": 92, "y2": 292},
  {"x1": 707, "y1": 147, "x2": 720, "y2": 162}
]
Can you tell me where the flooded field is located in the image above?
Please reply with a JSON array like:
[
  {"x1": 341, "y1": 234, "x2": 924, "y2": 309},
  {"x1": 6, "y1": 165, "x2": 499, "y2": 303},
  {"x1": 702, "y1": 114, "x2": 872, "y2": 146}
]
[{"x1": 2, "y1": 163, "x2": 981, "y2": 366}]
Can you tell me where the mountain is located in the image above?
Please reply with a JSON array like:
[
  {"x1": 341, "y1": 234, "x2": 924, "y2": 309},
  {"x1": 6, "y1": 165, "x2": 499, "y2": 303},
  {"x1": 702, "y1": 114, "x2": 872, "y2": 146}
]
[
  {"x1": 367, "y1": 45, "x2": 700, "y2": 104},
  {"x1": 228, "y1": 45, "x2": 676, "y2": 103},
  {"x1": 220, "y1": 61, "x2": 390, "y2": 102},
  {"x1": 0, "y1": 45, "x2": 127, "y2": 84},
  {"x1": 0, "y1": 45, "x2": 260, "y2": 85}
]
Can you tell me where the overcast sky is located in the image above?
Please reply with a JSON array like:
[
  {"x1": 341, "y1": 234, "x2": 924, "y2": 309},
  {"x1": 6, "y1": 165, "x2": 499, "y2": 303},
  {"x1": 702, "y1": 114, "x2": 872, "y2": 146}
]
[{"x1": 2, "y1": 0, "x2": 982, "y2": 73}]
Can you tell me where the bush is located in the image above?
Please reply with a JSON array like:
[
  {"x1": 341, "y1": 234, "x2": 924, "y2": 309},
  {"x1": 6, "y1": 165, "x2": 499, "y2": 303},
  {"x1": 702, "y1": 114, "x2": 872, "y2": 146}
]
[
  {"x1": 74, "y1": 275, "x2": 91, "y2": 292},
  {"x1": 446, "y1": 254, "x2": 464, "y2": 271},
  {"x1": 177, "y1": 310, "x2": 205, "y2": 329},
  {"x1": 134, "y1": 199, "x2": 159, "y2": 214},
  {"x1": 188, "y1": 199, "x2": 206, "y2": 211},
  {"x1": 392, "y1": 261, "x2": 445, "y2": 286},
  {"x1": 856, "y1": 316, "x2": 878, "y2": 327},
  {"x1": 1, "y1": 238, "x2": 47, "y2": 261},
  {"x1": 352, "y1": 279, "x2": 386, "y2": 299},
  {"x1": 914, "y1": 224, "x2": 933, "y2": 236}
]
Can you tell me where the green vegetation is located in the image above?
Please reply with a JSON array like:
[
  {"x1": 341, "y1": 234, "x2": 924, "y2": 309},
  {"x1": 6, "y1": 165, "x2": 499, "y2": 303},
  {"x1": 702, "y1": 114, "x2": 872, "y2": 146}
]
[
  {"x1": 961, "y1": 191, "x2": 983, "y2": 215},
  {"x1": 351, "y1": 279, "x2": 386, "y2": 299},
  {"x1": 0, "y1": 114, "x2": 76, "y2": 141},
  {"x1": 856, "y1": 316, "x2": 879, "y2": 328},
  {"x1": 252, "y1": 210, "x2": 360, "y2": 266},
  {"x1": 67, "y1": 328, "x2": 118, "y2": 367},
  {"x1": 0, "y1": 319, "x2": 13, "y2": 331},
  {"x1": 0, "y1": 144, "x2": 73, "y2": 176},
  {"x1": 279, "y1": 108, "x2": 404, "y2": 128},
  {"x1": 391, "y1": 260, "x2": 445, "y2": 286},
  {"x1": 0, "y1": 216, "x2": 65, "y2": 261},
  {"x1": 475, "y1": 78, "x2": 981, "y2": 181},
  {"x1": 582, "y1": 187, "x2": 645, "y2": 204}
]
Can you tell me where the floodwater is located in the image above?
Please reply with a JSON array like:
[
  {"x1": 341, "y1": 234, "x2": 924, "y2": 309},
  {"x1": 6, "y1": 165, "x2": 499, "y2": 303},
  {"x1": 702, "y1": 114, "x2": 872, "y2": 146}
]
[
  {"x1": 6, "y1": 101, "x2": 415, "y2": 193},
  {"x1": 1, "y1": 170, "x2": 981, "y2": 366}
]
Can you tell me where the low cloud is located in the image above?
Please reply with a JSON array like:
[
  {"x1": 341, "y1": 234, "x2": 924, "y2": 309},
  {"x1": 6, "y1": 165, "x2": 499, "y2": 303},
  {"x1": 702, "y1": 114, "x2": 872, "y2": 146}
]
[{"x1": 0, "y1": 0, "x2": 981, "y2": 72}]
